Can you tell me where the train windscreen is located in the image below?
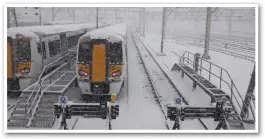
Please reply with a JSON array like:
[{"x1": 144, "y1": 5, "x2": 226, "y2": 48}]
[
  {"x1": 78, "y1": 42, "x2": 91, "y2": 63},
  {"x1": 109, "y1": 42, "x2": 123, "y2": 64},
  {"x1": 16, "y1": 39, "x2": 31, "y2": 62}
]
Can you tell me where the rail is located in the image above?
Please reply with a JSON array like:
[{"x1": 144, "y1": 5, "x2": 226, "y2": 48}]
[
  {"x1": 26, "y1": 53, "x2": 70, "y2": 114},
  {"x1": 178, "y1": 51, "x2": 249, "y2": 118},
  {"x1": 131, "y1": 32, "x2": 169, "y2": 130},
  {"x1": 133, "y1": 32, "x2": 208, "y2": 130}
]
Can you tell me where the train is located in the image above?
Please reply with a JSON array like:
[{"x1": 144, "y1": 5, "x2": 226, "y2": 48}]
[
  {"x1": 7, "y1": 23, "x2": 106, "y2": 94},
  {"x1": 76, "y1": 24, "x2": 127, "y2": 101}
]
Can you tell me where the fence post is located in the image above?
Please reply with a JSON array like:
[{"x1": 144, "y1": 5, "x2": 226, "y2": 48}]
[
  {"x1": 194, "y1": 53, "x2": 200, "y2": 72},
  {"x1": 193, "y1": 53, "x2": 201, "y2": 90},
  {"x1": 241, "y1": 65, "x2": 255, "y2": 119},
  {"x1": 220, "y1": 69, "x2": 223, "y2": 89},
  {"x1": 200, "y1": 58, "x2": 202, "y2": 75},
  {"x1": 209, "y1": 64, "x2": 212, "y2": 81},
  {"x1": 187, "y1": 52, "x2": 190, "y2": 66}
]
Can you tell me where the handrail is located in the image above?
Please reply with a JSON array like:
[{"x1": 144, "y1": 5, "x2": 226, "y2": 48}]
[
  {"x1": 179, "y1": 51, "x2": 249, "y2": 117},
  {"x1": 27, "y1": 56, "x2": 76, "y2": 127},
  {"x1": 26, "y1": 53, "x2": 70, "y2": 113},
  {"x1": 181, "y1": 56, "x2": 243, "y2": 111},
  {"x1": 26, "y1": 62, "x2": 69, "y2": 114}
]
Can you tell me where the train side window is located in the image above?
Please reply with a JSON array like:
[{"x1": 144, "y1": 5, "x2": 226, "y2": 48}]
[
  {"x1": 37, "y1": 43, "x2": 41, "y2": 54},
  {"x1": 67, "y1": 35, "x2": 79, "y2": 48},
  {"x1": 48, "y1": 40, "x2": 61, "y2": 57},
  {"x1": 41, "y1": 42, "x2": 47, "y2": 59}
]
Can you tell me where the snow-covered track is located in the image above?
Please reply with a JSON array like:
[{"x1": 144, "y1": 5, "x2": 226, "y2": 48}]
[
  {"x1": 131, "y1": 32, "x2": 169, "y2": 130},
  {"x1": 131, "y1": 32, "x2": 208, "y2": 130}
]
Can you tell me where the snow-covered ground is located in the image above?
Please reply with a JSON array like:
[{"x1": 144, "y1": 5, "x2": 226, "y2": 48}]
[
  {"x1": 140, "y1": 33, "x2": 254, "y2": 100},
  {"x1": 7, "y1": 7, "x2": 256, "y2": 130},
  {"x1": 136, "y1": 32, "x2": 255, "y2": 129}
]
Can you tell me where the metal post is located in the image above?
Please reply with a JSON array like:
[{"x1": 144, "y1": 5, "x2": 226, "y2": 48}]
[
  {"x1": 160, "y1": 7, "x2": 167, "y2": 53},
  {"x1": 199, "y1": 58, "x2": 203, "y2": 75},
  {"x1": 52, "y1": 7, "x2": 55, "y2": 21},
  {"x1": 241, "y1": 65, "x2": 255, "y2": 119},
  {"x1": 220, "y1": 69, "x2": 223, "y2": 88},
  {"x1": 115, "y1": 8, "x2": 118, "y2": 24},
  {"x1": 138, "y1": 11, "x2": 140, "y2": 32},
  {"x1": 96, "y1": 7, "x2": 99, "y2": 29},
  {"x1": 12, "y1": 7, "x2": 18, "y2": 27},
  {"x1": 202, "y1": 7, "x2": 212, "y2": 59},
  {"x1": 7, "y1": 7, "x2": 11, "y2": 28},
  {"x1": 143, "y1": 8, "x2": 146, "y2": 37},
  {"x1": 228, "y1": 9, "x2": 233, "y2": 35},
  {"x1": 194, "y1": 53, "x2": 200, "y2": 72},
  {"x1": 209, "y1": 63, "x2": 212, "y2": 81},
  {"x1": 39, "y1": 7, "x2": 42, "y2": 26},
  {"x1": 73, "y1": 10, "x2": 75, "y2": 23},
  {"x1": 193, "y1": 53, "x2": 201, "y2": 89}
]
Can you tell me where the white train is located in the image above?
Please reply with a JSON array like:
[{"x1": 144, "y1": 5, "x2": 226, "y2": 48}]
[
  {"x1": 7, "y1": 23, "x2": 106, "y2": 93},
  {"x1": 76, "y1": 24, "x2": 127, "y2": 101}
]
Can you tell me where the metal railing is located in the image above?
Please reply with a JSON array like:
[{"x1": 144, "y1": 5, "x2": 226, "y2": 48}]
[
  {"x1": 26, "y1": 53, "x2": 70, "y2": 114},
  {"x1": 26, "y1": 55, "x2": 76, "y2": 127},
  {"x1": 179, "y1": 51, "x2": 249, "y2": 118}
]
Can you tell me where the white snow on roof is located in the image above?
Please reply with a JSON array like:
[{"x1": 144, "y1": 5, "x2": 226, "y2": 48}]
[
  {"x1": 7, "y1": 23, "x2": 96, "y2": 41},
  {"x1": 80, "y1": 23, "x2": 126, "y2": 43},
  {"x1": 99, "y1": 23, "x2": 127, "y2": 38},
  {"x1": 86, "y1": 30, "x2": 124, "y2": 43}
]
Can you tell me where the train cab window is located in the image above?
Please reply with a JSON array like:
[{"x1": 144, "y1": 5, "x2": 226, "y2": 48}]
[
  {"x1": 67, "y1": 35, "x2": 80, "y2": 48},
  {"x1": 37, "y1": 42, "x2": 47, "y2": 59},
  {"x1": 78, "y1": 42, "x2": 91, "y2": 63},
  {"x1": 48, "y1": 40, "x2": 61, "y2": 57},
  {"x1": 16, "y1": 38, "x2": 31, "y2": 61},
  {"x1": 109, "y1": 42, "x2": 123, "y2": 64}
]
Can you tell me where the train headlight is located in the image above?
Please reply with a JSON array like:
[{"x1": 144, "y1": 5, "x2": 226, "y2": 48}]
[
  {"x1": 112, "y1": 72, "x2": 116, "y2": 77},
  {"x1": 24, "y1": 67, "x2": 30, "y2": 73},
  {"x1": 20, "y1": 69, "x2": 25, "y2": 73},
  {"x1": 79, "y1": 70, "x2": 85, "y2": 76},
  {"x1": 116, "y1": 71, "x2": 121, "y2": 76},
  {"x1": 79, "y1": 70, "x2": 88, "y2": 77}
]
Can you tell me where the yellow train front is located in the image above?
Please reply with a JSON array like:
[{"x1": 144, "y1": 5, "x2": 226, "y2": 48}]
[{"x1": 77, "y1": 27, "x2": 126, "y2": 102}]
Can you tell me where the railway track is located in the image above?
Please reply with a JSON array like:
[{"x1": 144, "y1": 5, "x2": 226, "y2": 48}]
[{"x1": 131, "y1": 31, "x2": 208, "y2": 130}]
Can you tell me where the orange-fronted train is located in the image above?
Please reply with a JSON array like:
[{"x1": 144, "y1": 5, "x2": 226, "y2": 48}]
[
  {"x1": 76, "y1": 24, "x2": 127, "y2": 102},
  {"x1": 7, "y1": 23, "x2": 99, "y2": 95}
]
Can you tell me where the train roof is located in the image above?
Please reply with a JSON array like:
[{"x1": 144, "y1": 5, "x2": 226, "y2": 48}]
[
  {"x1": 80, "y1": 24, "x2": 126, "y2": 43},
  {"x1": 98, "y1": 24, "x2": 127, "y2": 38},
  {"x1": 7, "y1": 23, "x2": 96, "y2": 41}
]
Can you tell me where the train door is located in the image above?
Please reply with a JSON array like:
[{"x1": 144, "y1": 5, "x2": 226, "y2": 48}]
[{"x1": 90, "y1": 39, "x2": 110, "y2": 94}]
